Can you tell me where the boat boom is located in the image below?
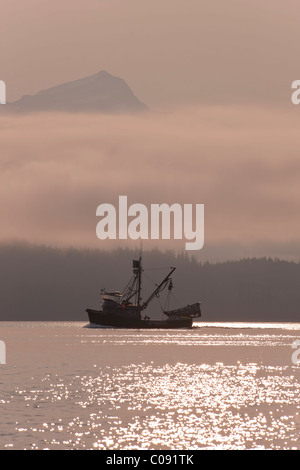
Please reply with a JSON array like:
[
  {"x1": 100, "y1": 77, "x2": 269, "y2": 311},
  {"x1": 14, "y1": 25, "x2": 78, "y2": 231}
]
[{"x1": 141, "y1": 267, "x2": 176, "y2": 311}]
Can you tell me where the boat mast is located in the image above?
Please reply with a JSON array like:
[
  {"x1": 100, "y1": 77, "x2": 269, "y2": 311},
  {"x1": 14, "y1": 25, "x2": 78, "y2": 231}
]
[
  {"x1": 141, "y1": 267, "x2": 176, "y2": 311},
  {"x1": 133, "y1": 257, "x2": 142, "y2": 307},
  {"x1": 137, "y1": 257, "x2": 142, "y2": 307}
]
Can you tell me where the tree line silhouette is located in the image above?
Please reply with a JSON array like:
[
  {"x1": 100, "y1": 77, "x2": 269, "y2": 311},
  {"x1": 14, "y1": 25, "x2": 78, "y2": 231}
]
[{"x1": 0, "y1": 243, "x2": 299, "y2": 322}]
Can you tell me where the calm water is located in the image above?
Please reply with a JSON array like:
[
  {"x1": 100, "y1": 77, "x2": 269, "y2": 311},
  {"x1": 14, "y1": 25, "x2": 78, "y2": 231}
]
[{"x1": 0, "y1": 321, "x2": 299, "y2": 450}]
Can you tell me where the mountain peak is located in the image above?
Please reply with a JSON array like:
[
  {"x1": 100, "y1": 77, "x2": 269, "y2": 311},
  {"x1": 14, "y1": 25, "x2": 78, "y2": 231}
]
[
  {"x1": 95, "y1": 70, "x2": 112, "y2": 76},
  {"x1": 5, "y1": 71, "x2": 148, "y2": 114}
]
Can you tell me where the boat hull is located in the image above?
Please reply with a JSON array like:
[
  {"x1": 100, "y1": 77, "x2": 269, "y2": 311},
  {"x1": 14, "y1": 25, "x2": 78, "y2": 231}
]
[{"x1": 86, "y1": 308, "x2": 193, "y2": 329}]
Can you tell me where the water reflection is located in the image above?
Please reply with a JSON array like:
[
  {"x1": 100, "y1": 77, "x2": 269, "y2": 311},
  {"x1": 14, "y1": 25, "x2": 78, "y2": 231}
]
[
  {"x1": 4, "y1": 362, "x2": 300, "y2": 450},
  {"x1": 80, "y1": 332, "x2": 299, "y2": 347}
]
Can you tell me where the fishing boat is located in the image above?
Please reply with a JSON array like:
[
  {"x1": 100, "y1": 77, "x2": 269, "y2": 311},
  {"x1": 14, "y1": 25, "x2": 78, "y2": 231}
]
[{"x1": 86, "y1": 258, "x2": 201, "y2": 328}]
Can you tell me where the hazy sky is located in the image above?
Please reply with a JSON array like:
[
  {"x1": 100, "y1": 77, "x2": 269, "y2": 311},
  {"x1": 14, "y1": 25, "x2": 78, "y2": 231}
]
[
  {"x1": 1, "y1": 106, "x2": 300, "y2": 261},
  {"x1": 2, "y1": 0, "x2": 300, "y2": 108},
  {"x1": 1, "y1": 1, "x2": 300, "y2": 261}
]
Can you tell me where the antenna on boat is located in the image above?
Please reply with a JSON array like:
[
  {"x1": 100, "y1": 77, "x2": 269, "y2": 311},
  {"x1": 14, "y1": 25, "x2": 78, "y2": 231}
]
[
  {"x1": 138, "y1": 255, "x2": 142, "y2": 307},
  {"x1": 138, "y1": 240, "x2": 143, "y2": 307},
  {"x1": 133, "y1": 257, "x2": 142, "y2": 307},
  {"x1": 139, "y1": 239, "x2": 143, "y2": 260}
]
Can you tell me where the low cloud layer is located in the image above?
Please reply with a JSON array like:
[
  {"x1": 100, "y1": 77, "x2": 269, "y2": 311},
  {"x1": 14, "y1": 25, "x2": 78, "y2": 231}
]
[{"x1": 1, "y1": 106, "x2": 300, "y2": 261}]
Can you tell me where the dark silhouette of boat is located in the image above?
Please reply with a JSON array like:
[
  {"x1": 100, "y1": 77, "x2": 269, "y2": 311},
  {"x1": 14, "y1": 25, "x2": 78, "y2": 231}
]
[{"x1": 86, "y1": 258, "x2": 201, "y2": 328}]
